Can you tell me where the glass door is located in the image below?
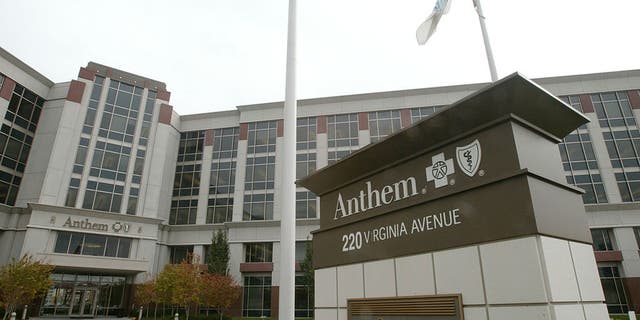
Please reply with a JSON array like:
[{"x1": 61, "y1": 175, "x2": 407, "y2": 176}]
[{"x1": 69, "y1": 288, "x2": 98, "y2": 317}]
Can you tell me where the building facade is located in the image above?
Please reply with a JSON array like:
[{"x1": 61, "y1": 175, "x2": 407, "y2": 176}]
[{"x1": 0, "y1": 46, "x2": 639, "y2": 318}]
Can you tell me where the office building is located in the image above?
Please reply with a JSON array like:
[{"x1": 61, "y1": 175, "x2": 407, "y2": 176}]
[{"x1": 0, "y1": 46, "x2": 639, "y2": 317}]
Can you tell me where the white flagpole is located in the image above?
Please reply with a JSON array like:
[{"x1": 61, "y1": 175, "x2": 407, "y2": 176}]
[
  {"x1": 473, "y1": 0, "x2": 498, "y2": 81},
  {"x1": 279, "y1": 0, "x2": 297, "y2": 319}
]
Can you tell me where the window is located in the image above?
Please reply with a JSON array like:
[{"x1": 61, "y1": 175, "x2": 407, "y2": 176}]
[
  {"x1": 247, "y1": 121, "x2": 277, "y2": 154},
  {"x1": 138, "y1": 90, "x2": 155, "y2": 146},
  {"x1": 295, "y1": 275, "x2": 313, "y2": 318},
  {"x1": 369, "y1": 110, "x2": 402, "y2": 143},
  {"x1": 615, "y1": 171, "x2": 640, "y2": 202},
  {"x1": 245, "y1": 242, "x2": 273, "y2": 263},
  {"x1": 207, "y1": 198, "x2": 233, "y2": 224},
  {"x1": 295, "y1": 241, "x2": 309, "y2": 263},
  {"x1": 556, "y1": 97, "x2": 607, "y2": 205},
  {"x1": 296, "y1": 153, "x2": 316, "y2": 180},
  {"x1": 170, "y1": 246, "x2": 194, "y2": 264},
  {"x1": 410, "y1": 106, "x2": 446, "y2": 123},
  {"x1": 328, "y1": 150, "x2": 354, "y2": 165},
  {"x1": 169, "y1": 199, "x2": 198, "y2": 225},
  {"x1": 82, "y1": 76, "x2": 104, "y2": 135},
  {"x1": 243, "y1": 276, "x2": 271, "y2": 318},
  {"x1": 297, "y1": 117, "x2": 316, "y2": 150},
  {"x1": 243, "y1": 193, "x2": 274, "y2": 221},
  {"x1": 173, "y1": 164, "x2": 201, "y2": 197},
  {"x1": 591, "y1": 229, "x2": 615, "y2": 251},
  {"x1": 89, "y1": 141, "x2": 131, "y2": 182},
  {"x1": 296, "y1": 191, "x2": 317, "y2": 219},
  {"x1": 326, "y1": 113, "x2": 360, "y2": 165},
  {"x1": 177, "y1": 131, "x2": 206, "y2": 162},
  {"x1": 82, "y1": 180, "x2": 123, "y2": 213},
  {"x1": 54, "y1": 231, "x2": 131, "y2": 258},
  {"x1": 208, "y1": 127, "x2": 239, "y2": 224},
  {"x1": 171, "y1": 131, "x2": 204, "y2": 225},
  {"x1": 327, "y1": 113, "x2": 358, "y2": 148},
  {"x1": 212, "y1": 127, "x2": 239, "y2": 160},
  {"x1": 245, "y1": 156, "x2": 275, "y2": 191},
  {"x1": 599, "y1": 266, "x2": 629, "y2": 314},
  {"x1": 0, "y1": 83, "x2": 43, "y2": 205}
]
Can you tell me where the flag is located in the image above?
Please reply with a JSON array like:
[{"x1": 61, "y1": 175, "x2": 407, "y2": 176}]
[{"x1": 416, "y1": 0, "x2": 451, "y2": 45}]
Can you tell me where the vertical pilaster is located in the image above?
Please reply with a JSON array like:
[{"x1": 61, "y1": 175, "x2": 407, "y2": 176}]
[{"x1": 232, "y1": 139, "x2": 248, "y2": 222}]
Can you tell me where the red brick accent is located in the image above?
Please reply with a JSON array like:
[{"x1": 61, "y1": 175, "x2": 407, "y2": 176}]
[
  {"x1": 157, "y1": 89, "x2": 171, "y2": 101},
  {"x1": 358, "y1": 112, "x2": 369, "y2": 130},
  {"x1": 0, "y1": 77, "x2": 16, "y2": 101},
  {"x1": 239, "y1": 262, "x2": 274, "y2": 273},
  {"x1": 158, "y1": 103, "x2": 173, "y2": 125},
  {"x1": 66, "y1": 80, "x2": 86, "y2": 104},
  {"x1": 628, "y1": 90, "x2": 640, "y2": 110},
  {"x1": 271, "y1": 286, "x2": 279, "y2": 319},
  {"x1": 400, "y1": 109, "x2": 412, "y2": 128},
  {"x1": 277, "y1": 119, "x2": 284, "y2": 137},
  {"x1": 295, "y1": 262, "x2": 301, "y2": 272},
  {"x1": 205, "y1": 129, "x2": 214, "y2": 147},
  {"x1": 105, "y1": 68, "x2": 113, "y2": 78},
  {"x1": 623, "y1": 277, "x2": 640, "y2": 313},
  {"x1": 78, "y1": 67, "x2": 96, "y2": 81},
  {"x1": 317, "y1": 115, "x2": 327, "y2": 134},
  {"x1": 594, "y1": 250, "x2": 623, "y2": 262},
  {"x1": 239, "y1": 123, "x2": 248, "y2": 140},
  {"x1": 579, "y1": 94, "x2": 595, "y2": 113}
]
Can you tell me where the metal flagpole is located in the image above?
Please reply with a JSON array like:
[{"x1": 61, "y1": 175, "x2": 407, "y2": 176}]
[
  {"x1": 279, "y1": 0, "x2": 297, "y2": 319},
  {"x1": 473, "y1": 0, "x2": 498, "y2": 81}
]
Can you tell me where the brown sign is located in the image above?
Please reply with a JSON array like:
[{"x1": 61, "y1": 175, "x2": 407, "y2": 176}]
[
  {"x1": 300, "y1": 74, "x2": 592, "y2": 269},
  {"x1": 348, "y1": 294, "x2": 463, "y2": 320},
  {"x1": 319, "y1": 123, "x2": 518, "y2": 230}
]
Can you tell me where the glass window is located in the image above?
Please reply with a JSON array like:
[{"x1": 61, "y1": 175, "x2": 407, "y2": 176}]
[
  {"x1": 170, "y1": 245, "x2": 194, "y2": 264},
  {"x1": 410, "y1": 106, "x2": 446, "y2": 123},
  {"x1": 369, "y1": 110, "x2": 402, "y2": 143},
  {"x1": 297, "y1": 117, "x2": 316, "y2": 150},
  {"x1": 245, "y1": 242, "x2": 273, "y2": 263},
  {"x1": 206, "y1": 198, "x2": 233, "y2": 224},
  {"x1": 247, "y1": 121, "x2": 277, "y2": 154},
  {"x1": 243, "y1": 193, "x2": 274, "y2": 221},
  {"x1": 296, "y1": 191, "x2": 317, "y2": 219},
  {"x1": 558, "y1": 95, "x2": 607, "y2": 204},
  {"x1": 591, "y1": 229, "x2": 615, "y2": 251},
  {"x1": 53, "y1": 231, "x2": 131, "y2": 258},
  {"x1": 327, "y1": 113, "x2": 358, "y2": 148},
  {"x1": 242, "y1": 276, "x2": 271, "y2": 318},
  {"x1": 295, "y1": 275, "x2": 313, "y2": 318},
  {"x1": 598, "y1": 266, "x2": 629, "y2": 314}
]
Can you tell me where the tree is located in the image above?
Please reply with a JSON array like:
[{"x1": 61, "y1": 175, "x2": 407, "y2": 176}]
[
  {"x1": 200, "y1": 273, "x2": 241, "y2": 320},
  {"x1": 133, "y1": 278, "x2": 156, "y2": 308},
  {"x1": 300, "y1": 240, "x2": 314, "y2": 299},
  {"x1": 155, "y1": 255, "x2": 202, "y2": 320},
  {"x1": 206, "y1": 230, "x2": 230, "y2": 275},
  {"x1": 0, "y1": 255, "x2": 53, "y2": 320}
]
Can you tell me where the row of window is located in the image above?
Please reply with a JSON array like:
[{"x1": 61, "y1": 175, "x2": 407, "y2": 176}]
[{"x1": 168, "y1": 242, "x2": 308, "y2": 264}]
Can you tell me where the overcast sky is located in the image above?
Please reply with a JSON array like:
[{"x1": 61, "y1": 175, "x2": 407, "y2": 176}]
[{"x1": 1, "y1": 0, "x2": 639, "y2": 115}]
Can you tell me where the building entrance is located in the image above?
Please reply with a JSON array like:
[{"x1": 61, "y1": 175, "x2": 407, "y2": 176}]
[
  {"x1": 41, "y1": 273, "x2": 128, "y2": 317},
  {"x1": 70, "y1": 288, "x2": 98, "y2": 317}
]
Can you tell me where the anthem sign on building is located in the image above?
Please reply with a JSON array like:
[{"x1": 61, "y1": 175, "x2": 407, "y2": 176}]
[
  {"x1": 300, "y1": 74, "x2": 607, "y2": 319},
  {"x1": 300, "y1": 73, "x2": 592, "y2": 269}
]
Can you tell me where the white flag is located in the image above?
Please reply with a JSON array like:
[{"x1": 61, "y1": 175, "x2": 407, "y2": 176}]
[{"x1": 416, "y1": 0, "x2": 452, "y2": 45}]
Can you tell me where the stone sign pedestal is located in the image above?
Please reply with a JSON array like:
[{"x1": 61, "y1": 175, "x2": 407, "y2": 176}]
[{"x1": 299, "y1": 74, "x2": 609, "y2": 320}]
